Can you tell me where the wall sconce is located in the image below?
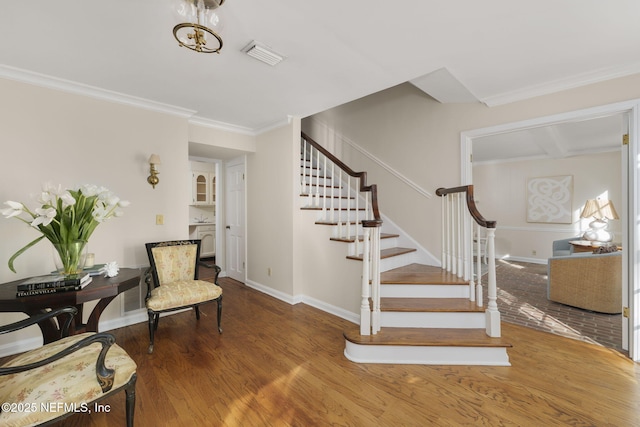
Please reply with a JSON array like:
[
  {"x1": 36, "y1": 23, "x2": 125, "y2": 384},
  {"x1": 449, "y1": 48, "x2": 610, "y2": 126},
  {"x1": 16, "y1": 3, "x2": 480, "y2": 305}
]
[{"x1": 147, "y1": 154, "x2": 161, "y2": 189}]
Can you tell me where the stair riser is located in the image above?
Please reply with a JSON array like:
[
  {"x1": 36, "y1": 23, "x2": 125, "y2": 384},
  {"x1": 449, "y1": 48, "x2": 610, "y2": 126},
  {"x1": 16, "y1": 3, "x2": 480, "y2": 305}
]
[
  {"x1": 380, "y1": 312, "x2": 485, "y2": 329},
  {"x1": 380, "y1": 284, "x2": 470, "y2": 298},
  {"x1": 301, "y1": 187, "x2": 348, "y2": 198},
  {"x1": 301, "y1": 208, "x2": 365, "y2": 223},
  {"x1": 344, "y1": 238, "x2": 399, "y2": 256},
  {"x1": 301, "y1": 176, "x2": 333, "y2": 185},
  {"x1": 380, "y1": 252, "x2": 418, "y2": 272},
  {"x1": 301, "y1": 199, "x2": 359, "y2": 210},
  {"x1": 344, "y1": 342, "x2": 510, "y2": 366},
  {"x1": 345, "y1": 237, "x2": 398, "y2": 254}
]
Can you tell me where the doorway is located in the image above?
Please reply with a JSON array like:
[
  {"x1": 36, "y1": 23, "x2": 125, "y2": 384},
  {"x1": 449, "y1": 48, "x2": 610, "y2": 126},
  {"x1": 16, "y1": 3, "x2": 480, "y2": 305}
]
[{"x1": 461, "y1": 100, "x2": 640, "y2": 361}]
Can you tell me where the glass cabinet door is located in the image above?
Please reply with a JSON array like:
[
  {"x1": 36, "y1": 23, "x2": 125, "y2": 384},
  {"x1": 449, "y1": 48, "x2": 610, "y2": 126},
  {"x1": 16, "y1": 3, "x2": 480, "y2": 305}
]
[{"x1": 194, "y1": 173, "x2": 209, "y2": 204}]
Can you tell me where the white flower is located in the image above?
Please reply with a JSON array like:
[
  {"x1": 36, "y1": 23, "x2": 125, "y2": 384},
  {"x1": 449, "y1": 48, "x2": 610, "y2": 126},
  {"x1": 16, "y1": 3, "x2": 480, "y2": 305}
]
[
  {"x1": 92, "y1": 205, "x2": 108, "y2": 222},
  {"x1": 31, "y1": 207, "x2": 57, "y2": 227},
  {"x1": 118, "y1": 200, "x2": 131, "y2": 208},
  {"x1": 3, "y1": 182, "x2": 128, "y2": 274},
  {"x1": 104, "y1": 261, "x2": 119, "y2": 277},
  {"x1": 1, "y1": 201, "x2": 24, "y2": 218},
  {"x1": 79, "y1": 184, "x2": 99, "y2": 197},
  {"x1": 105, "y1": 195, "x2": 120, "y2": 207},
  {"x1": 59, "y1": 191, "x2": 76, "y2": 208}
]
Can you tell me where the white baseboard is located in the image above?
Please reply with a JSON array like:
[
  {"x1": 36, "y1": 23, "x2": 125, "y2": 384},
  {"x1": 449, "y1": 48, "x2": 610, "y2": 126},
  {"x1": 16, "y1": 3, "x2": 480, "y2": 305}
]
[
  {"x1": 244, "y1": 279, "x2": 359, "y2": 324},
  {"x1": 3, "y1": 281, "x2": 357, "y2": 358},
  {"x1": 500, "y1": 255, "x2": 547, "y2": 265},
  {"x1": 300, "y1": 295, "x2": 359, "y2": 324},
  {"x1": 244, "y1": 279, "x2": 301, "y2": 305}
]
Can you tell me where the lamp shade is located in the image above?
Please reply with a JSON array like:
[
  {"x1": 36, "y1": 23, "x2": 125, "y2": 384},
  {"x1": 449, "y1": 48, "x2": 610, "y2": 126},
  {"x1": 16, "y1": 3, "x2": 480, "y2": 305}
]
[
  {"x1": 148, "y1": 154, "x2": 161, "y2": 165},
  {"x1": 580, "y1": 199, "x2": 619, "y2": 220}
]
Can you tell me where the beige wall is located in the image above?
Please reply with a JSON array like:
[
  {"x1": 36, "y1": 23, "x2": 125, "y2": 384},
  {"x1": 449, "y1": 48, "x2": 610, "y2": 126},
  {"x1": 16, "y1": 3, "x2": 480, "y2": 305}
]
[
  {"x1": 474, "y1": 151, "x2": 622, "y2": 261},
  {"x1": 246, "y1": 121, "x2": 298, "y2": 295},
  {"x1": 303, "y1": 73, "x2": 640, "y2": 263},
  {"x1": 0, "y1": 78, "x2": 194, "y2": 348},
  {"x1": 189, "y1": 124, "x2": 256, "y2": 152}
]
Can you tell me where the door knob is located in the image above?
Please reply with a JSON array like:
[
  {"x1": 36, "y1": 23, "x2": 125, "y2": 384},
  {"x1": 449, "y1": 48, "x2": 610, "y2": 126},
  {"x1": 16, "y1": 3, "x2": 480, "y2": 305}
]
[{"x1": 226, "y1": 226, "x2": 231, "y2": 229}]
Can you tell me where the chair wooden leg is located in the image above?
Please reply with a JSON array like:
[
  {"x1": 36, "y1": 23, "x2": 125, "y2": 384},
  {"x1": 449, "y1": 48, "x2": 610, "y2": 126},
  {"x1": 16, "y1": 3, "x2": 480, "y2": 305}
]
[
  {"x1": 195, "y1": 305, "x2": 201, "y2": 320},
  {"x1": 147, "y1": 311, "x2": 156, "y2": 354},
  {"x1": 217, "y1": 296, "x2": 223, "y2": 333},
  {"x1": 125, "y1": 374, "x2": 137, "y2": 427}
]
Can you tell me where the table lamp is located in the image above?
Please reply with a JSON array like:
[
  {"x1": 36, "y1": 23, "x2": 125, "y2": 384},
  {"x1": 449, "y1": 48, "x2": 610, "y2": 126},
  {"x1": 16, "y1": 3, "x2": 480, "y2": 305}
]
[{"x1": 580, "y1": 198, "x2": 619, "y2": 243}]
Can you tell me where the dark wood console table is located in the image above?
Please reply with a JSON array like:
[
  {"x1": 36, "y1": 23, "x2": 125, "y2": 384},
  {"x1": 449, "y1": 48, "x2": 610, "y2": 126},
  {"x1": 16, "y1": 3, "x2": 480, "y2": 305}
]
[{"x1": 0, "y1": 267, "x2": 144, "y2": 344}]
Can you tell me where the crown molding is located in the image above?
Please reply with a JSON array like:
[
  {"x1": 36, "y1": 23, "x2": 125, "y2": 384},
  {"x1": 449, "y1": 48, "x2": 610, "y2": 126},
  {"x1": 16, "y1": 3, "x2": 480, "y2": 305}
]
[
  {"x1": 0, "y1": 64, "x2": 197, "y2": 118},
  {"x1": 188, "y1": 115, "x2": 257, "y2": 135},
  {"x1": 481, "y1": 62, "x2": 640, "y2": 107}
]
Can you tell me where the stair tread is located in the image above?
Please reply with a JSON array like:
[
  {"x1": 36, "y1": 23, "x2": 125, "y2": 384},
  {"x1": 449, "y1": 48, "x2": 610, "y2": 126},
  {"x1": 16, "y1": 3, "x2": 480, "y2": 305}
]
[
  {"x1": 330, "y1": 233, "x2": 399, "y2": 243},
  {"x1": 347, "y1": 247, "x2": 416, "y2": 261},
  {"x1": 344, "y1": 326, "x2": 512, "y2": 348},
  {"x1": 303, "y1": 183, "x2": 342, "y2": 189},
  {"x1": 300, "y1": 194, "x2": 354, "y2": 199},
  {"x1": 381, "y1": 263, "x2": 468, "y2": 285},
  {"x1": 301, "y1": 206, "x2": 366, "y2": 211},
  {"x1": 316, "y1": 220, "x2": 359, "y2": 226},
  {"x1": 380, "y1": 297, "x2": 485, "y2": 313}
]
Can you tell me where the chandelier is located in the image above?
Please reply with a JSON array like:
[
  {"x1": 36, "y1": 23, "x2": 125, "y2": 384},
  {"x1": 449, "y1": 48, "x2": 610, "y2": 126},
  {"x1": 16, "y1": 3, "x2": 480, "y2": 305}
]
[{"x1": 173, "y1": 0, "x2": 225, "y2": 54}]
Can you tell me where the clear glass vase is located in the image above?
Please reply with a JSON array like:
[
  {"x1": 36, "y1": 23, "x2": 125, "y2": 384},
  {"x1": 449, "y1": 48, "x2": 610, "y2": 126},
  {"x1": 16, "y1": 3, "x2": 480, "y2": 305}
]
[{"x1": 52, "y1": 241, "x2": 88, "y2": 277}]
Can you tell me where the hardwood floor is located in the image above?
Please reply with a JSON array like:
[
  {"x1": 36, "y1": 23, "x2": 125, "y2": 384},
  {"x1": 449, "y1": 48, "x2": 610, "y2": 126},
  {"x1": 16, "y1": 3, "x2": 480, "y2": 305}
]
[{"x1": 35, "y1": 277, "x2": 640, "y2": 426}]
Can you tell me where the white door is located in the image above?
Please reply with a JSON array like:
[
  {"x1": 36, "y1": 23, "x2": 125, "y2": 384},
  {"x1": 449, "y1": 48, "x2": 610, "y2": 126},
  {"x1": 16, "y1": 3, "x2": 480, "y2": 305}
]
[{"x1": 225, "y1": 158, "x2": 246, "y2": 282}]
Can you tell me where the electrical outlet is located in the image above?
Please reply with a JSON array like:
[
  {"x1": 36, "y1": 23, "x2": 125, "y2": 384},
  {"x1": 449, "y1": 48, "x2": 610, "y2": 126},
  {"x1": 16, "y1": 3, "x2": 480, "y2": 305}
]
[
  {"x1": 532, "y1": 250, "x2": 537, "y2": 256},
  {"x1": 156, "y1": 214, "x2": 164, "y2": 225},
  {"x1": 267, "y1": 267, "x2": 272, "y2": 276}
]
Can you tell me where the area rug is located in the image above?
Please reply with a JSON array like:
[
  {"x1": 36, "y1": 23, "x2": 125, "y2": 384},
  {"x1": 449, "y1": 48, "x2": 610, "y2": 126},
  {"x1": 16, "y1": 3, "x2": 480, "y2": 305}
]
[{"x1": 488, "y1": 259, "x2": 623, "y2": 352}]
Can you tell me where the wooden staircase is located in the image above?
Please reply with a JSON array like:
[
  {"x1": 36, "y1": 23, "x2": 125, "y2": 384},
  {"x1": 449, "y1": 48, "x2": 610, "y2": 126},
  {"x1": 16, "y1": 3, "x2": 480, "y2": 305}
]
[
  {"x1": 300, "y1": 133, "x2": 511, "y2": 366},
  {"x1": 342, "y1": 263, "x2": 511, "y2": 365}
]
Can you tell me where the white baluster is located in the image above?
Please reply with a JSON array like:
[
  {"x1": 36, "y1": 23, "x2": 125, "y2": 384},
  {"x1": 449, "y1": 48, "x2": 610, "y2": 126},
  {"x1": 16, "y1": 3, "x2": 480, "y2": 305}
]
[
  {"x1": 476, "y1": 224, "x2": 483, "y2": 306},
  {"x1": 322, "y1": 155, "x2": 327, "y2": 218},
  {"x1": 301, "y1": 139, "x2": 307, "y2": 197},
  {"x1": 346, "y1": 175, "x2": 351, "y2": 241},
  {"x1": 315, "y1": 147, "x2": 321, "y2": 207}
]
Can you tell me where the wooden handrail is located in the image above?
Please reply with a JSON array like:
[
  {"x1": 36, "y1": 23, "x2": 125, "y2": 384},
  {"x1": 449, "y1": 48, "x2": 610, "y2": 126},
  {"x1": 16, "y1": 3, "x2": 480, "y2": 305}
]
[
  {"x1": 436, "y1": 185, "x2": 496, "y2": 229},
  {"x1": 302, "y1": 132, "x2": 382, "y2": 227}
]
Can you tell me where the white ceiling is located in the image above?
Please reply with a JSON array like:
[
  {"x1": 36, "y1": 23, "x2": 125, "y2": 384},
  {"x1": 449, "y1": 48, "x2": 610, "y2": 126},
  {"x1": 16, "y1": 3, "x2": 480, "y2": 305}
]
[
  {"x1": 1, "y1": 1, "x2": 640, "y2": 135},
  {"x1": 472, "y1": 113, "x2": 627, "y2": 164}
]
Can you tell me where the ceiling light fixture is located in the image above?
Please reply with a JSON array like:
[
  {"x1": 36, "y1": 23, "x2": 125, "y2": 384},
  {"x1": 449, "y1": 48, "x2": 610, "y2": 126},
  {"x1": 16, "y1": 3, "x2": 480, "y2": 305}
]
[
  {"x1": 242, "y1": 41, "x2": 285, "y2": 66},
  {"x1": 173, "y1": 0, "x2": 225, "y2": 54}
]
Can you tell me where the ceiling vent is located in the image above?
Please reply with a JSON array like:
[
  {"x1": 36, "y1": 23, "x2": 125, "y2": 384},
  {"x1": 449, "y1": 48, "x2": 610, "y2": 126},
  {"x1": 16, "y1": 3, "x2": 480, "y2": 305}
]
[{"x1": 242, "y1": 41, "x2": 285, "y2": 66}]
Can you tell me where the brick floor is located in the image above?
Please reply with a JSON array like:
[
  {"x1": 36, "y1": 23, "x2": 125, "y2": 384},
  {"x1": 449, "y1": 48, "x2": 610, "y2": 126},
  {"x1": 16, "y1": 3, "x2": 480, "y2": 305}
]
[{"x1": 485, "y1": 259, "x2": 623, "y2": 352}]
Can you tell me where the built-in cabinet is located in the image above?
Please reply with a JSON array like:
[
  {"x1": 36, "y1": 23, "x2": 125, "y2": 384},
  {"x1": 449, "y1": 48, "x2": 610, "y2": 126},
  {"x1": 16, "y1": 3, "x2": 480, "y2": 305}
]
[
  {"x1": 189, "y1": 161, "x2": 217, "y2": 259},
  {"x1": 196, "y1": 225, "x2": 215, "y2": 258},
  {"x1": 191, "y1": 172, "x2": 216, "y2": 206}
]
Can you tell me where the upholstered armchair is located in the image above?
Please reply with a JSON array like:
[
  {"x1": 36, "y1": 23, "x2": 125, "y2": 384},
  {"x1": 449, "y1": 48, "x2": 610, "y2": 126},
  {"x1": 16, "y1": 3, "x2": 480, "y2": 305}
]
[
  {"x1": 552, "y1": 237, "x2": 577, "y2": 256},
  {"x1": 0, "y1": 307, "x2": 137, "y2": 426},
  {"x1": 145, "y1": 240, "x2": 223, "y2": 354},
  {"x1": 547, "y1": 251, "x2": 622, "y2": 314}
]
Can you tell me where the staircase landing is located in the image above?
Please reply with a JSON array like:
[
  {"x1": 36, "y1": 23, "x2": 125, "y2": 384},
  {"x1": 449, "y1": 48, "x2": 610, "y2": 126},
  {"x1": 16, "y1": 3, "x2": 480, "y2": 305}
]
[{"x1": 343, "y1": 326, "x2": 512, "y2": 366}]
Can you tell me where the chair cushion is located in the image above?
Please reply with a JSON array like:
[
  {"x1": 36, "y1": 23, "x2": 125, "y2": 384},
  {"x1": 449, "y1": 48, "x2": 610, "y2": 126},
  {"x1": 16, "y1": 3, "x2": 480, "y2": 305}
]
[
  {"x1": 151, "y1": 244, "x2": 198, "y2": 284},
  {"x1": 0, "y1": 333, "x2": 136, "y2": 426},
  {"x1": 146, "y1": 280, "x2": 222, "y2": 312}
]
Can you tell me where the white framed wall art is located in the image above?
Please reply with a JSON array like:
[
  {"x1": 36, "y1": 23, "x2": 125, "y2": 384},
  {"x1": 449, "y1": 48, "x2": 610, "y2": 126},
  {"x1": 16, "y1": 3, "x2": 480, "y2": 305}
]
[{"x1": 526, "y1": 175, "x2": 573, "y2": 224}]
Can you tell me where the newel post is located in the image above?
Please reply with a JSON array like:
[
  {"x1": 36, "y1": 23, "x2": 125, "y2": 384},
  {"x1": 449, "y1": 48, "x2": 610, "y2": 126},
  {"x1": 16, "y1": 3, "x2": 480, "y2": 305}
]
[
  {"x1": 360, "y1": 228, "x2": 372, "y2": 335},
  {"x1": 485, "y1": 227, "x2": 501, "y2": 337}
]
